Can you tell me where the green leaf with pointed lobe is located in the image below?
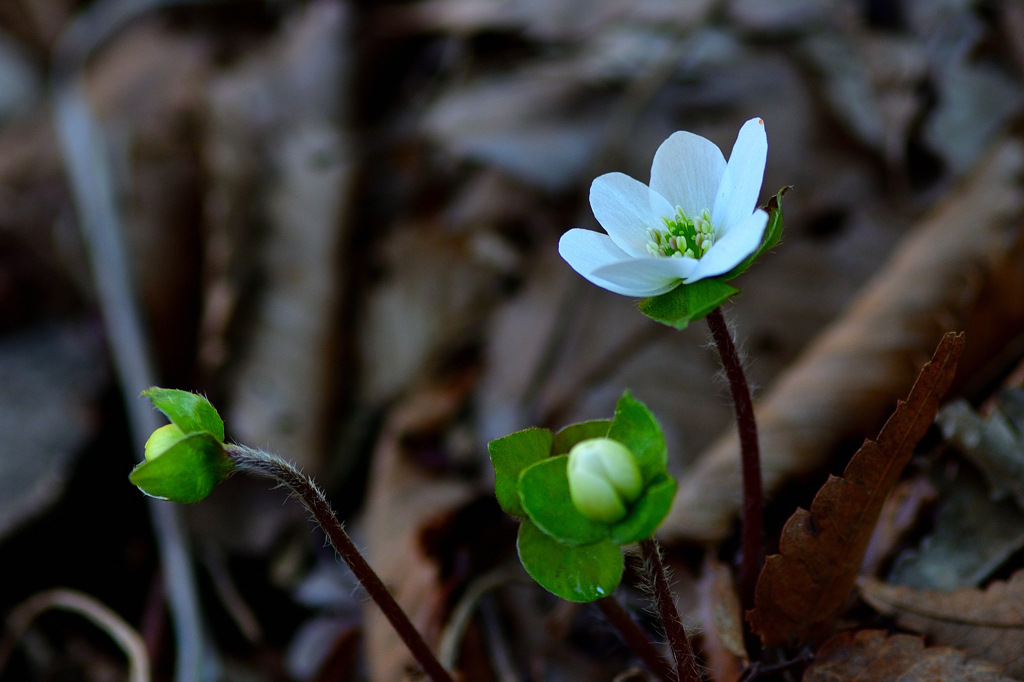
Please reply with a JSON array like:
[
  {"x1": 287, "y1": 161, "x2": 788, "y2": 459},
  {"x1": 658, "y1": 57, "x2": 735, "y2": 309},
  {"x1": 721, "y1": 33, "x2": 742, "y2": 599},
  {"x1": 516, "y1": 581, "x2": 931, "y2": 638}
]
[
  {"x1": 609, "y1": 474, "x2": 677, "y2": 544},
  {"x1": 639, "y1": 278, "x2": 738, "y2": 330},
  {"x1": 129, "y1": 432, "x2": 232, "y2": 503},
  {"x1": 607, "y1": 392, "x2": 667, "y2": 484},
  {"x1": 518, "y1": 455, "x2": 609, "y2": 546},
  {"x1": 552, "y1": 420, "x2": 612, "y2": 456},
  {"x1": 488, "y1": 427, "x2": 553, "y2": 517},
  {"x1": 517, "y1": 519, "x2": 623, "y2": 603},
  {"x1": 142, "y1": 387, "x2": 224, "y2": 441}
]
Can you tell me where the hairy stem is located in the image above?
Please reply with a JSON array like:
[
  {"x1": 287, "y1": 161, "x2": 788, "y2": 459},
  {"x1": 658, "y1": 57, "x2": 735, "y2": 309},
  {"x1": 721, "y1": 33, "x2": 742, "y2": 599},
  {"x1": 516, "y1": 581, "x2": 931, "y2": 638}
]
[
  {"x1": 640, "y1": 539, "x2": 700, "y2": 682},
  {"x1": 226, "y1": 445, "x2": 454, "y2": 682},
  {"x1": 596, "y1": 596, "x2": 675, "y2": 682},
  {"x1": 705, "y1": 308, "x2": 763, "y2": 616}
]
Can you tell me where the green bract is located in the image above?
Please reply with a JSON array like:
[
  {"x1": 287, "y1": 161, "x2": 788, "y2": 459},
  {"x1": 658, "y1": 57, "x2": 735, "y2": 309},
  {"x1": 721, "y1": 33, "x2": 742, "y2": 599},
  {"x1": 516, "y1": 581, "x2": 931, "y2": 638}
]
[
  {"x1": 129, "y1": 388, "x2": 233, "y2": 503},
  {"x1": 487, "y1": 391, "x2": 677, "y2": 602},
  {"x1": 639, "y1": 187, "x2": 788, "y2": 330}
]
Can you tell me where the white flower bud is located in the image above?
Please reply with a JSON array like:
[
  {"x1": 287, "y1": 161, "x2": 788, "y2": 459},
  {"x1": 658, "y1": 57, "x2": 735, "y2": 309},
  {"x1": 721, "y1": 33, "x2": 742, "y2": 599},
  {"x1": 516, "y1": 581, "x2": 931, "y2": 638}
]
[
  {"x1": 567, "y1": 438, "x2": 643, "y2": 523},
  {"x1": 145, "y1": 423, "x2": 186, "y2": 461}
]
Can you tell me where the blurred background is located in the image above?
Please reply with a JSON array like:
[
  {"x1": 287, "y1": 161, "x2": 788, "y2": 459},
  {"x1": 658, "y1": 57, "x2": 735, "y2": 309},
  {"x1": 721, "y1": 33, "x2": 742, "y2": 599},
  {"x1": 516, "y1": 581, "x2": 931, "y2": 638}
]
[{"x1": 1, "y1": 0, "x2": 1024, "y2": 680}]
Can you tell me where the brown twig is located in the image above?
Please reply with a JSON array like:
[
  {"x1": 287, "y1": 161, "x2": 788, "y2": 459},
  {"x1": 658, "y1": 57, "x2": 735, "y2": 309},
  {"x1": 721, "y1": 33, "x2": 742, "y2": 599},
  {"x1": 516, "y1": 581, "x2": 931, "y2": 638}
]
[
  {"x1": 227, "y1": 445, "x2": 454, "y2": 682},
  {"x1": 596, "y1": 596, "x2": 676, "y2": 682},
  {"x1": 706, "y1": 308, "x2": 763, "y2": 622},
  {"x1": 639, "y1": 539, "x2": 700, "y2": 682}
]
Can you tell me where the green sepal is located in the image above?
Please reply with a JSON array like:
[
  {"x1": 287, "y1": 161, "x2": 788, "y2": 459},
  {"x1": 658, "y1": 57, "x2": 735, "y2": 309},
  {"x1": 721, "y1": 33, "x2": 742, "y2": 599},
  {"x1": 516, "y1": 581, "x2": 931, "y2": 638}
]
[
  {"x1": 518, "y1": 455, "x2": 609, "y2": 546},
  {"x1": 142, "y1": 387, "x2": 225, "y2": 442},
  {"x1": 609, "y1": 473, "x2": 677, "y2": 545},
  {"x1": 607, "y1": 392, "x2": 667, "y2": 484},
  {"x1": 488, "y1": 427, "x2": 553, "y2": 517},
  {"x1": 129, "y1": 432, "x2": 233, "y2": 503},
  {"x1": 517, "y1": 518, "x2": 623, "y2": 603},
  {"x1": 638, "y1": 278, "x2": 739, "y2": 330},
  {"x1": 552, "y1": 420, "x2": 612, "y2": 456},
  {"x1": 721, "y1": 186, "x2": 789, "y2": 282}
]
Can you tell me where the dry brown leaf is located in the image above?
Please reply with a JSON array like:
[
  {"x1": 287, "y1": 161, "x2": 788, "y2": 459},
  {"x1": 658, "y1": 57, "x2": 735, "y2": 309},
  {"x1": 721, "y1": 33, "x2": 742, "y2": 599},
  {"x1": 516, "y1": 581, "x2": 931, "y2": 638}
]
[
  {"x1": 860, "y1": 475, "x2": 938, "y2": 577},
  {"x1": 662, "y1": 139, "x2": 1024, "y2": 544},
  {"x1": 804, "y1": 630, "x2": 1015, "y2": 682},
  {"x1": 697, "y1": 555, "x2": 746, "y2": 682},
  {"x1": 747, "y1": 333, "x2": 965, "y2": 647},
  {"x1": 362, "y1": 381, "x2": 477, "y2": 682},
  {"x1": 859, "y1": 573, "x2": 1024, "y2": 678}
]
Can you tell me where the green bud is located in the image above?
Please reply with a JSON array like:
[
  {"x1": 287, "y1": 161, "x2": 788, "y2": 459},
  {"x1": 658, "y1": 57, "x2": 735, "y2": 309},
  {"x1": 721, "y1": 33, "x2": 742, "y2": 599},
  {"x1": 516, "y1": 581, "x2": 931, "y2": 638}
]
[
  {"x1": 567, "y1": 438, "x2": 643, "y2": 523},
  {"x1": 145, "y1": 423, "x2": 186, "y2": 461}
]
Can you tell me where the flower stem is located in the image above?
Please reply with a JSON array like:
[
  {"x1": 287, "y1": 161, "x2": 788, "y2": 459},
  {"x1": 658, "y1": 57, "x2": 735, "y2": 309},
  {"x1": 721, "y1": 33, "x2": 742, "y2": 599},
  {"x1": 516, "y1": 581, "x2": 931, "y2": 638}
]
[
  {"x1": 639, "y1": 539, "x2": 700, "y2": 682},
  {"x1": 705, "y1": 308, "x2": 763, "y2": 612},
  {"x1": 595, "y1": 596, "x2": 675, "y2": 682},
  {"x1": 225, "y1": 445, "x2": 454, "y2": 682}
]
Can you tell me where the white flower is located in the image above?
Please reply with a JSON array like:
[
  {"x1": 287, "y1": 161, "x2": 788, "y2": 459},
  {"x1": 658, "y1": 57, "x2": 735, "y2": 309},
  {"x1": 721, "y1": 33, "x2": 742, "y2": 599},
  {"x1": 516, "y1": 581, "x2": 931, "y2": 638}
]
[{"x1": 559, "y1": 118, "x2": 769, "y2": 297}]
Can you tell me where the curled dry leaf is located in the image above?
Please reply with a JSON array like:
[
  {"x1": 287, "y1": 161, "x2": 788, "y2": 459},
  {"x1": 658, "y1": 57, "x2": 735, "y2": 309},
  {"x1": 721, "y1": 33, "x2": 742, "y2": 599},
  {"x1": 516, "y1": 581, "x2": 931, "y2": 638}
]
[
  {"x1": 697, "y1": 555, "x2": 746, "y2": 682},
  {"x1": 362, "y1": 382, "x2": 477, "y2": 682},
  {"x1": 859, "y1": 572, "x2": 1024, "y2": 678},
  {"x1": 804, "y1": 630, "x2": 1015, "y2": 682},
  {"x1": 662, "y1": 139, "x2": 1024, "y2": 543},
  {"x1": 747, "y1": 333, "x2": 965, "y2": 648}
]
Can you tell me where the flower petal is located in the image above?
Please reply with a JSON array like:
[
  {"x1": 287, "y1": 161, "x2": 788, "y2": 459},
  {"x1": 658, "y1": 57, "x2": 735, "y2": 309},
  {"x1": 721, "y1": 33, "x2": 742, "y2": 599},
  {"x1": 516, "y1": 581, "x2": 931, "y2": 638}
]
[
  {"x1": 558, "y1": 228, "x2": 642, "y2": 296},
  {"x1": 592, "y1": 256, "x2": 697, "y2": 298},
  {"x1": 590, "y1": 172, "x2": 675, "y2": 257},
  {"x1": 649, "y1": 131, "x2": 726, "y2": 218},
  {"x1": 711, "y1": 118, "x2": 767, "y2": 236},
  {"x1": 685, "y1": 209, "x2": 768, "y2": 283}
]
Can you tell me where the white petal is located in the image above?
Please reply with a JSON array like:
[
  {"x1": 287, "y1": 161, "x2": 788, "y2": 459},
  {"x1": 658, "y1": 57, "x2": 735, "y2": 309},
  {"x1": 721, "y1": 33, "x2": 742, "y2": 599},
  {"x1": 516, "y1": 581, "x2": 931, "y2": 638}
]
[
  {"x1": 558, "y1": 228, "x2": 644, "y2": 296},
  {"x1": 685, "y1": 209, "x2": 768, "y2": 283},
  {"x1": 649, "y1": 131, "x2": 726, "y2": 218},
  {"x1": 711, "y1": 118, "x2": 768, "y2": 236},
  {"x1": 590, "y1": 172, "x2": 675, "y2": 257},
  {"x1": 592, "y1": 256, "x2": 697, "y2": 297}
]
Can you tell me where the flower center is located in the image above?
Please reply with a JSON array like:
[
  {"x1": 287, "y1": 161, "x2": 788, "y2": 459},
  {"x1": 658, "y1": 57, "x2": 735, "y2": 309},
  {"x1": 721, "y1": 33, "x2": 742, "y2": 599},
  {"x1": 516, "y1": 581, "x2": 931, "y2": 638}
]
[{"x1": 646, "y1": 207, "x2": 714, "y2": 259}]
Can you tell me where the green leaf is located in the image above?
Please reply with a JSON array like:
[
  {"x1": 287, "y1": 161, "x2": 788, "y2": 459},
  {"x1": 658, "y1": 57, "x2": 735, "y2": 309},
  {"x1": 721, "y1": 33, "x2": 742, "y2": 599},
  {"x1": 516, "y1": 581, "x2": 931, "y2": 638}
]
[
  {"x1": 518, "y1": 456, "x2": 609, "y2": 545},
  {"x1": 609, "y1": 474, "x2": 677, "y2": 544},
  {"x1": 129, "y1": 432, "x2": 232, "y2": 503},
  {"x1": 638, "y1": 278, "x2": 738, "y2": 330},
  {"x1": 607, "y1": 392, "x2": 667, "y2": 484},
  {"x1": 488, "y1": 427, "x2": 553, "y2": 517},
  {"x1": 552, "y1": 420, "x2": 612, "y2": 456},
  {"x1": 517, "y1": 519, "x2": 623, "y2": 603},
  {"x1": 142, "y1": 388, "x2": 225, "y2": 442},
  {"x1": 721, "y1": 186, "x2": 789, "y2": 282}
]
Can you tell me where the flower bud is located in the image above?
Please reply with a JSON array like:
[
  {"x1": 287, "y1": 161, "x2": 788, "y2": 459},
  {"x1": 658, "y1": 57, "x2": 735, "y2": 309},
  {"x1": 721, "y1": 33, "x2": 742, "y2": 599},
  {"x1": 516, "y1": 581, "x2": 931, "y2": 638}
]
[
  {"x1": 567, "y1": 438, "x2": 643, "y2": 523},
  {"x1": 145, "y1": 423, "x2": 186, "y2": 461}
]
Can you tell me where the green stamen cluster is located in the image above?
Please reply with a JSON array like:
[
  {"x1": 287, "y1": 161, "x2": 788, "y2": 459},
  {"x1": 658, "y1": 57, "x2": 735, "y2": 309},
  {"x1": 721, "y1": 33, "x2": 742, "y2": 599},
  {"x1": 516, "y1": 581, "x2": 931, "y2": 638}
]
[{"x1": 646, "y1": 207, "x2": 714, "y2": 259}]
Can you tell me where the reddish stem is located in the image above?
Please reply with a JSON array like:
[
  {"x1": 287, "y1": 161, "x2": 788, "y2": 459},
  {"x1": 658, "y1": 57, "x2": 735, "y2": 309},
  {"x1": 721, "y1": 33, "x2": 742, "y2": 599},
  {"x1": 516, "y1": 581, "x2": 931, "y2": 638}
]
[
  {"x1": 640, "y1": 539, "x2": 700, "y2": 682},
  {"x1": 596, "y1": 596, "x2": 676, "y2": 682},
  {"x1": 227, "y1": 445, "x2": 454, "y2": 682},
  {"x1": 705, "y1": 307, "x2": 763, "y2": 654}
]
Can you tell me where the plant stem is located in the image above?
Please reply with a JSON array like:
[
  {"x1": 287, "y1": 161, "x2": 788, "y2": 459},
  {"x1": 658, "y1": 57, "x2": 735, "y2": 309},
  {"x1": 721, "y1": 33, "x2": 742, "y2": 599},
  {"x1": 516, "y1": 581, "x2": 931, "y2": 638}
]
[
  {"x1": 705, "y1": 307, "x2": 763, "y2": 614},
  {"x1": 226, "y1": 445, "x2": 454, "y2": 682},
  {"x1": 596, "y1": 596, "x2": 675, "y2": 682},
  {"x1": 639, "y1": 539, "x2": 700, "y2": 682}
]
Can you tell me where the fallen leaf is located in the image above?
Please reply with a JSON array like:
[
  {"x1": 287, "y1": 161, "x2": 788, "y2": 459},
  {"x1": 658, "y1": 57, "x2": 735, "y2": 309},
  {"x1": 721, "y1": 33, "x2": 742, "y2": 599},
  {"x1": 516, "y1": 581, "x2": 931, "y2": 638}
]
[
  {"x1": 697, "y1": 555, "x2": 745, "y2": 682},
  {"x1": 888, "y1": 466, "x2": 1024, "y2": 591},
  {"x1": 747, "y1": 332, "x2": 965, "y2": 647},
  {"x1": 859, "y1": 573, "x2": 1024, "y2": 678},
  {"x1": 937, "y1": 392, "x2": 1024, "y2": 508},
  {"x1": 662, "y1": 139, "x2": 1024, "y2": 544},
  {"x1": 804, "y1": 630, "x2": 1015, "y2": 682}
]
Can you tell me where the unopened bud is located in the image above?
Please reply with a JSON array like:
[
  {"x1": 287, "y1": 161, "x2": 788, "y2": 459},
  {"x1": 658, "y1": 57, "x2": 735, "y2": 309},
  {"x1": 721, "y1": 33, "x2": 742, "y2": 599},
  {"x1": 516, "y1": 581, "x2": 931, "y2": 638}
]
[
  {"x1": 145, "y1": 423, "x2": 185, "y2": 461},
  {"x1": 567, "y1": 438, "x2": 643, "y2": 523}
]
